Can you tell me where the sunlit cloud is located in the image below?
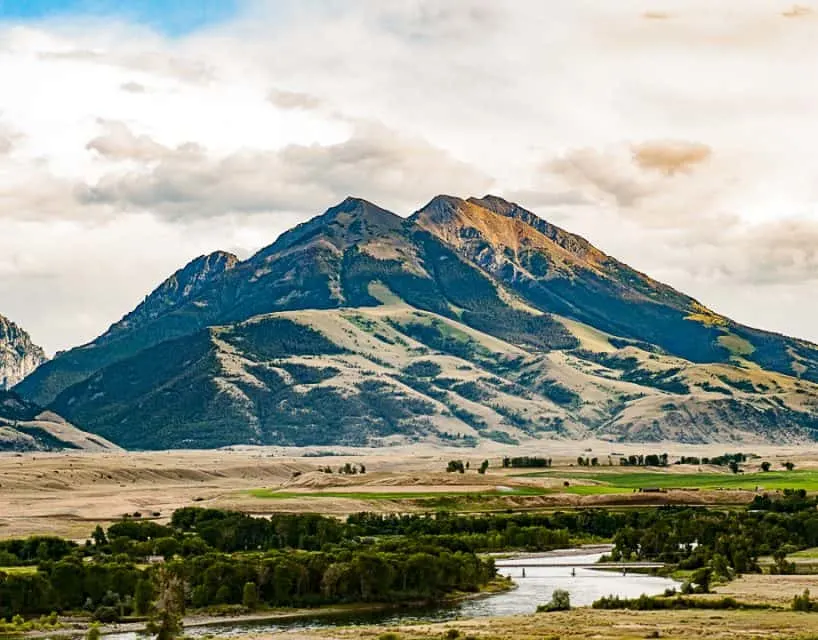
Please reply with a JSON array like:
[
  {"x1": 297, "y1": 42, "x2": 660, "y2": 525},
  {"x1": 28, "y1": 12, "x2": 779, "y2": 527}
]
[{"x1": 1, "y1": 0, "x2": 818, "y2": 353}]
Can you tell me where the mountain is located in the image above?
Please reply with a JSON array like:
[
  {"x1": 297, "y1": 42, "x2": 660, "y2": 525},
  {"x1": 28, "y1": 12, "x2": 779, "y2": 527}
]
[
  {"x1": 0, "y1": 314, "x2": 46, "y2": 390},
  {"x1": 0, "y1": 390, "x2": 120, "y2": 452},
  {"x1": 17, "y1": 195, "x2": 818, "y2": 448},
  {"x1": 15, "y1": 251, "x2": 237, "y2": 405}
]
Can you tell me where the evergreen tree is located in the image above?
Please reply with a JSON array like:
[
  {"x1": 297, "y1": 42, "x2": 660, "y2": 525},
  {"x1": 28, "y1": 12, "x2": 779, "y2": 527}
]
[
  {"x1": 134, "y1": 579, "x2": 154, "y2": 616},
  {"x1": 242, "y1": 582, "x2": 259, "y2": 610}
]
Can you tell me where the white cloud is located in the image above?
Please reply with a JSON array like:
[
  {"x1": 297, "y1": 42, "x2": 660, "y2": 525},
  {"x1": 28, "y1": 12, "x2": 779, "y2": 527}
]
[
  {"x1": 79, "y1": 120, "x2": 491, "y2": 219},
  {"x1": 1, "y1": 0, "x2": 818, "y2": 352}
]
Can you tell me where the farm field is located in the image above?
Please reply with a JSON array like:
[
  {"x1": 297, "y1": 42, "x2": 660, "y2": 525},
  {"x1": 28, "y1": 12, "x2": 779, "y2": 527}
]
[
  {"x1": 518, "y1": 469, "x2": 818, "y2": 492},
  {"x1": 1, "y1": 445, "x2": 816, "y2": 539}
]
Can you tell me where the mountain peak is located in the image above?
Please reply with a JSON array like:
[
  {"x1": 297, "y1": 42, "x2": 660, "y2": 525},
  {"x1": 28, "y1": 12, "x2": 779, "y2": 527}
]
[
  {"x1": 0, "y1": 314, "x2": 46, "y2": 390},
  {"x1": 467, "y1": 194, "x2": 517, "y2": 216},
  {"x1": 324, "y1": 196, "x2": 402, "y2": 225},
  {"x1": 102, "y1": 250, "x2": 239, "y2": 339},
  {"x1": 412, "y1": 194, "x2": 467, "y2": 218},
  {"x1": 335, "y1": 195, "x2": 381, "y2": 210},
  {"x1": 255, "y1": 197, "x2": 405, "y2": 263},
  {"x1": 468, "y1": 195, "x2": 606, "y2": 264}
]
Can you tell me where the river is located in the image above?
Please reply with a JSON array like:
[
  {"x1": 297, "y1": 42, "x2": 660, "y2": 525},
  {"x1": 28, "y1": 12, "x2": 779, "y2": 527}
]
[{"x1": 107, "y1": 550, "x2": 678, "y2": 638}]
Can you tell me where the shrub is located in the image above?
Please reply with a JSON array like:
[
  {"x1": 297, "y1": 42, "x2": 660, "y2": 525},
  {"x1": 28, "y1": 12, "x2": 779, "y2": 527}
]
[
  {"x1": 92, "y1": 606, "x2": 119, "y2": 623},
  {"x1": 446, "y1": 460, "x2": 465, "y2": 473},
  {"x1": 537, "y1": 589, "x2": 570, "y2": 612},
  {"x1": 403, "y1": 360, "x2": 442, "y2": 378},
  {"x1": 242, "y1": 582, "x2": 259, "y2": 610},
  {"x1": 793, "y1": 589, "x2": 815, "y2": 612},
  {"x1": 592, "y1": 594, "x2": 764, "y2": 611}
]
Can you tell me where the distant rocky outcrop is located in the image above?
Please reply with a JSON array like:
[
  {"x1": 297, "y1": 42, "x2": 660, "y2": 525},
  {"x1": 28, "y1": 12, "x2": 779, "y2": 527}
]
[{"x1": 0, "y1": 314, "x2": 46, "y2": 390}]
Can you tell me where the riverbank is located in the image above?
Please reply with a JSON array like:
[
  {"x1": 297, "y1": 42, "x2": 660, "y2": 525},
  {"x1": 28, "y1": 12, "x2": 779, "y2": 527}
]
[
  {"x1": 15, "y1": 578, "x2": 516, "y2": 639},
  {"x1": 261, "y1": 608, "x2": 818, "y2": 640},
  {"x1": 488, "y1": 543, "x2": 613, "y2": 561}
]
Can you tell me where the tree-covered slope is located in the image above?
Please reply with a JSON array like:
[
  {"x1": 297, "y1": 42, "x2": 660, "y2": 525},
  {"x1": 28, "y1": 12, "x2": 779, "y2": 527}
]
[{"x1": 48, "y1": 303, "x2": 818, "y2": 449}]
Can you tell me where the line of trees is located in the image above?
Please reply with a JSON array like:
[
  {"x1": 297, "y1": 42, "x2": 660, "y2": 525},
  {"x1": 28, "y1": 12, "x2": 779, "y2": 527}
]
[
  {"x1": 610, "y1": 495, "x2": 818, "y2": 579},
  {"x1": 619, "y1": 453, "x2": 669, "y2": 467},
  {"x1": 502, "y1": 456, "x2": 552, "y2": 468}
]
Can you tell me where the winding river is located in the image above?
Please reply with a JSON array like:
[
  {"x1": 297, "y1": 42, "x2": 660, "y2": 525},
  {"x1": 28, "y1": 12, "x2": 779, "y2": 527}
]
[{"x1": 108, "y1": 549, "x2": 678, "y2": 638}]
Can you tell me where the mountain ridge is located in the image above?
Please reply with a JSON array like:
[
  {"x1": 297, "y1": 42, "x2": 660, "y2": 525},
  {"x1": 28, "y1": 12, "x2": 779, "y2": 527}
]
[
  {"x1": 15, "y1": 194, "x2": 818, "y2": 448},
  {"x1": 102, "y1": 250, "x2": 239, "y2": 341}
]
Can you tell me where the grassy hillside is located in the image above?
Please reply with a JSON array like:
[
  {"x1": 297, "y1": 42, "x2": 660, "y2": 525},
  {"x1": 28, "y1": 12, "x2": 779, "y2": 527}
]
[
  {"x1": 0, "y1": 391, "x2": 120, "y2": 452},
  {"x1": 49, "y1": 300, "x2": 818, "y2": 449}
]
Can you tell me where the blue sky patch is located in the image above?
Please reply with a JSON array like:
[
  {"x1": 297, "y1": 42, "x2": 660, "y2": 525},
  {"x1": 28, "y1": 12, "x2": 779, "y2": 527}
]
[{"x1": 0, "y1": 0, "x2": 239, "y2": 36}]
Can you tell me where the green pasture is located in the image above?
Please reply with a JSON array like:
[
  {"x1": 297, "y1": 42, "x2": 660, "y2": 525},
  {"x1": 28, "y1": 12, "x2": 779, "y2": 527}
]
[
  {"x1": 517, "y1": 469, "x2": 818, "y2": 492},
  {"x1": 0, "y1": 565, "x2": 37, "y2": 575}
]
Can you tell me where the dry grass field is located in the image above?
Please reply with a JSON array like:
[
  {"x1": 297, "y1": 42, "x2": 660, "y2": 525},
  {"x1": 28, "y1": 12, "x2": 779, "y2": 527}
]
[
  {"x1": 246, "y1": 609, "x2": 818, "y2": 640},
  {"x1": 2, "y1": 441, "x2": 818, "y2": 540}
]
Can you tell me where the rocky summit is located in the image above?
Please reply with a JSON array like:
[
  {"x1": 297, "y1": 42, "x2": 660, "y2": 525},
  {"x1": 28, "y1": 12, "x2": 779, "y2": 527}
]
[
  {"x1": 15, "y1": 195, "x2": 818, "y2": 449},
  {"x1": 0, "y1": 314, "x2": 46, "y2": 390}
]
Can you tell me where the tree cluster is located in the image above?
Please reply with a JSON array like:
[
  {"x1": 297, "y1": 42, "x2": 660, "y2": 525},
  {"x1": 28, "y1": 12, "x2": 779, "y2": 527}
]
[
  {"x1": 502, "y1": 457, "x2": 552, "y2": 468},
  {"x1": 0, "y1": 507, "x2": 499, "y2": 620}
]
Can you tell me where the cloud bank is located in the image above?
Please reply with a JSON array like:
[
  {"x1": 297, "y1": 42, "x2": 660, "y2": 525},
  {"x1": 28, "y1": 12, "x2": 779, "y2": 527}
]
[{"x1": 1, "y1": 0, "x2": 818, "y2": 352}]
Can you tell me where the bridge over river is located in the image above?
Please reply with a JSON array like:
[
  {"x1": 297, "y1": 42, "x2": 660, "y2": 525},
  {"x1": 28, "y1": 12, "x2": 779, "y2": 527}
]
[{"x1": 494, "y1": 561, "x2": 666, "y2": 570}]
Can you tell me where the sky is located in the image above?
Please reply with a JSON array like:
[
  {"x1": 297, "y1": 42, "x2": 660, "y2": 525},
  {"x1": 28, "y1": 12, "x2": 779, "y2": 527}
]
[{"x1": 1, "y1": 1, "x2": 818, "y2": 354}]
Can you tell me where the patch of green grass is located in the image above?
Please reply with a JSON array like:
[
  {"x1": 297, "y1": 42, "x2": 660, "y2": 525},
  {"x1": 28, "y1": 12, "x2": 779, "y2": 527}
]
[
  {"x1": 789, "y1": 547, "x2": 818, "y2": 559},
  {"x1": 516, "y1": 469, "x2": 818, "y2": 492},
  {"x1": 344, "y1": 313, "x2": 379, "y2": 333},
  {"x1": 718, "y1": 333, "x2": 756, "y2": 357},
  {"x1": 0, "y1": 565, "x2": 37, "y2": 575},
  {"x1": 246, "y1": 487, "x2": 550, "y2": 501},
  {"x1": 558, "y1": 484, "x2": 633, "y2": 495}
]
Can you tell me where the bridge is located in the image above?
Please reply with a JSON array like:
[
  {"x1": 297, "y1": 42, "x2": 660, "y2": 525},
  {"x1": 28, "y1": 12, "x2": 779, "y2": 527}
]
[{"x1": 494, "y1": 561, "x2": 665, "y2": 570}]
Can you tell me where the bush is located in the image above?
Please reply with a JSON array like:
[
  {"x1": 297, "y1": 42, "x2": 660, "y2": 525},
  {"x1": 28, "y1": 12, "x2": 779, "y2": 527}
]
[
  {"x1": 537, "y1": 589, "x2": 570, "y2": 612},
  {"x1": 242, "y1": 582, "x2": 259, "y2": 610},
  {"x1": 793, "y1": 589, "x2": 815, "y2": 612},
  {"x1": 92, "y1": 606, "x2": 119, "y2": 623},
  {"x1": 403, "y1": 360, "x2": 442, "y2": 378},
  {"x1": 446, "y1": 460, "x2": 465, "y2": 474}
]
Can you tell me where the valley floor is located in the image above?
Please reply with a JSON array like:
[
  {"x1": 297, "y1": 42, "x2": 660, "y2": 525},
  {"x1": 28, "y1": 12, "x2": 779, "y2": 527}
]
[
  {"x1": 2, "y1": 440, "x2": 818, "y2": 539},
  {"x1": 7, "y1": 444, "x2": 818, "y2": 640}
]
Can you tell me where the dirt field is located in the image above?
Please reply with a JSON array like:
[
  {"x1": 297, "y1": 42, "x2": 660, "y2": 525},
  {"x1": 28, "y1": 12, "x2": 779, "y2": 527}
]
[
  {"x1": 2, "y1": 441, "x2": 818, "y2": 540},
  {"x1": 712, "y1": 573, "x2": 818, "y2": 605}
]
